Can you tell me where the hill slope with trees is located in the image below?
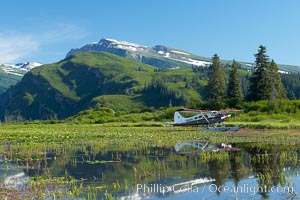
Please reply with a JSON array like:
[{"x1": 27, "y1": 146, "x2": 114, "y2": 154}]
[{"x1": 0, "y1": 46, "x2": 298, "y2": 122}]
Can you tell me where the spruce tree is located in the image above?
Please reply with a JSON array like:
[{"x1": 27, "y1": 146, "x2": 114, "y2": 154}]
[
  {"x1": 248, "y1": 45, "x2": 272, "y2": 101},
  {"x1": 269, "y1": 59, "x2": 287, "y2": 99},
  {"x1": 206, "y1": 54, "x2": 226, "y2": 108},
  {"x1": 248, "y1": 45, "x2": 287, "y2": 101},
  {"x1": 227, "y1": 60, "x2": 243, "y2": 106}
]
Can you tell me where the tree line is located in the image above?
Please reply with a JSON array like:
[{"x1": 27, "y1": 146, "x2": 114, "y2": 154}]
[
  {"x1": 140, "y1": 79, "x2": 187, "y2": 108},
  {"x1": 205, "y1": 45, "x2": 288, "y2": 109}
]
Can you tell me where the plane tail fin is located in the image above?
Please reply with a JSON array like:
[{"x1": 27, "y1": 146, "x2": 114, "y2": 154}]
[{"x1": 174, "y1": 111, "x2": 185, "y2": 125}]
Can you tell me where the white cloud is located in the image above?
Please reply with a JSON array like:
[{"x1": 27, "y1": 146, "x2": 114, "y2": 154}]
[
  {"x1": 0, "y1": 24, "x2": 88, "y2": 63},
  {"x1": 0, "y1": 33, "x2": 39, "y2": 63}
]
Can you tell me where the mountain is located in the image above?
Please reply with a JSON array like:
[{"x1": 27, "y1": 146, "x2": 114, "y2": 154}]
[
  {"x1": 0, "y1": 64, "x2": 26, "y2": 77},
  {"x1": 1, "y1": 61, "x2": 42, "y2": 74},
  {"x1": 0, "y1": 62, "x2": 42, "y2": 94},
  {"x1": 0, "y1": 52, "x2": 207, "y2": 121},
  {"x1": 14, "y1": 61, "x2": 43, "y2": 71},
  {"x1": 67, "y1": 38, "x2": 213, "y2": 69},
  {"x1": 67, "y1": 38, "x2": 300, "y2": 73}
]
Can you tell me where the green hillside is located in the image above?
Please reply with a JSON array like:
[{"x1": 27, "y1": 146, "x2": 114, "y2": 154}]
[
  {"x1": 1, "y1": 50, "x2": 297, "y2": 122},
  {"x1": 0, "y1": 52, "x2": 210, "y2": 120}
]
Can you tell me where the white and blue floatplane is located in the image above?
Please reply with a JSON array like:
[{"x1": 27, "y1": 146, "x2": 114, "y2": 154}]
[{"x1": 172, "y1": 108, "x2": 240, "y2": 132}]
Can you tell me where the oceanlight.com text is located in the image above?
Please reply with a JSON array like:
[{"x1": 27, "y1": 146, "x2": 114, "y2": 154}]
[{"x1": 208, "y1": 184, "x2": 294, "y2": 196}]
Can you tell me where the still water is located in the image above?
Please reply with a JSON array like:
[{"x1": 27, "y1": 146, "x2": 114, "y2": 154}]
[{"x1": 1, "y1": 141, "x2": 300, "y2": 199}]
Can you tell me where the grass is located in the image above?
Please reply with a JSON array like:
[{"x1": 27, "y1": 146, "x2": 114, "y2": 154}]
[
  {"x1": 64, "y1": 101, "x2": 300, "y2": 129},
  {"x1": 1, "y1": 123, "x2": 300, "y2": 148},
  {"x1": 225, "y1": 120, "x2": 300, "y2": 129}
]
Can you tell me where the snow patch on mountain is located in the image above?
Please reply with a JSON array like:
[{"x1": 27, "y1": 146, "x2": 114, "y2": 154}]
[
  {"x1": 166, "y1": 57, "x2": 211, "y2": 67},
  {"x1": 117, "y1": 44, "x2": 137, "y2": 52},
  {"x1": 0, "y1": 64, "x2": 24, "y2": 76},
  {"x1": 0, "y1": 61, "x2": 42, "y2": 76},
  {"x1": 104, "y1": 38, "x2": 148, "y2": 49},
  {"x1": 278, "y1": 70, "x2": 289, "y2": 74},
  {"x1": 16, "y1": 62, "x2": 43, "y2": 70},
  {"x1": 170, "y1": 50, "x2": 190, "y2": 55}
]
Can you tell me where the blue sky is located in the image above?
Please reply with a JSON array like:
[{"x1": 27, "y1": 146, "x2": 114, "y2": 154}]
[{"x1": 1, "y1": 0, "x2": 300, "y2": 65}]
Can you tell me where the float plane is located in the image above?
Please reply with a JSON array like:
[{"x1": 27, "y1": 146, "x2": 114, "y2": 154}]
[{"x1": 172, "y1": 109, "x2": 240, "y2": 131}]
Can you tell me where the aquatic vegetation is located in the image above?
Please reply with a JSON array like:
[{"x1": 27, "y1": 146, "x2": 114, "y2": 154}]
[{"x1": 0, "y1": 124, "x2": 299, "y2": 199}]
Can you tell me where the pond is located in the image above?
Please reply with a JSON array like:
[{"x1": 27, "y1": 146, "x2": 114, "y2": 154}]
[{"x1": 0, "y1": 139, "x2": 300, "y2": 199}]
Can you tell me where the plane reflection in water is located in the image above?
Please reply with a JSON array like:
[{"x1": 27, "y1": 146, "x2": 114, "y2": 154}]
[
  {"x1": 0, "y1": 163, "x2": 28, "y2": 190},
  {"x1": 175, "y1": 140, "x2": 240, "y2": 156},
  {"x1": 4, "y1": 172, "x2": 28, "y2": 189}
]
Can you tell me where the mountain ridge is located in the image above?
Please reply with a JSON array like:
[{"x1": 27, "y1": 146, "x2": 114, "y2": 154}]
[
  {"x1": 0, "y1": 37, "x2": 299, "y2": 96},
  {"x1": 66, "y1": 38, "x2": 300, "y2": 73},
  {"x1": 67, "y1": 38, "x2": 212, "y2": 69}
]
